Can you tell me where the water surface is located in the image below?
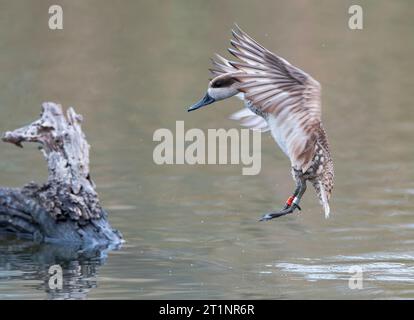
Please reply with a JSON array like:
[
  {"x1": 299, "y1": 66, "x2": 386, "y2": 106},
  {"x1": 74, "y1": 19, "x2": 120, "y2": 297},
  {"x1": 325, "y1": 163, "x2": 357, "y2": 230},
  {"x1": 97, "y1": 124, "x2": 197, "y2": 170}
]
[{"x1": 0, "y1": 0, "x2": 414, "y2": 299}]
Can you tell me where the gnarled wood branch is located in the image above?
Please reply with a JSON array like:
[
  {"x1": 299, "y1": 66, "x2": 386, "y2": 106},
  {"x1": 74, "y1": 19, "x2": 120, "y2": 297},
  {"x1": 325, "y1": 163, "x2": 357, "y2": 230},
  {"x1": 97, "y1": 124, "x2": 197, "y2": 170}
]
[{"x1": 0, "y1": 102, "x2": 123, "y2": 247}]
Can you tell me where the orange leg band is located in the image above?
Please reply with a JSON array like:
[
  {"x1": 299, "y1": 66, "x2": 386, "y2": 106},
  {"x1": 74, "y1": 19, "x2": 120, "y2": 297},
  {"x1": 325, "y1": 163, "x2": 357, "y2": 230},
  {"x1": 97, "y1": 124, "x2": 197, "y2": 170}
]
[{"x1": 286, "y1": 196, "x2": 294, "y2": 206}]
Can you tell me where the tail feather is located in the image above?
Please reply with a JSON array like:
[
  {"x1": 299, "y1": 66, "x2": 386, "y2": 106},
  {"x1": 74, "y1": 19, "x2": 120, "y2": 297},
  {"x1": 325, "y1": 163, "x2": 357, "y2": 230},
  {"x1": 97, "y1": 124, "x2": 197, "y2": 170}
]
[{"x1": 319, "y1": 181, "x2": 330, "y2": 219}]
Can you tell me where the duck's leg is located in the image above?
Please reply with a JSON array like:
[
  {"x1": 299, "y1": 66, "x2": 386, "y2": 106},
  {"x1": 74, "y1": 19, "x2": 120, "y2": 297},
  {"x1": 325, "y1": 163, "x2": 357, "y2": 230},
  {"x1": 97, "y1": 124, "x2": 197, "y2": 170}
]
[{"x1": 260, "y1": 175, "x2": 307, "y2": 221}]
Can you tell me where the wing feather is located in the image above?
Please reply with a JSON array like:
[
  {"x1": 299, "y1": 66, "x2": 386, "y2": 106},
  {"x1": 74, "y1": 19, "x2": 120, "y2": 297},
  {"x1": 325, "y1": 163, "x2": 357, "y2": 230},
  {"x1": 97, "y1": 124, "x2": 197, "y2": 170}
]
[
  {"x1": 223, "y1": 25, "x2": 322, "y2": 171},
  {"x1": 229, "y1": 108, "x2": 270, "y2": 132}
]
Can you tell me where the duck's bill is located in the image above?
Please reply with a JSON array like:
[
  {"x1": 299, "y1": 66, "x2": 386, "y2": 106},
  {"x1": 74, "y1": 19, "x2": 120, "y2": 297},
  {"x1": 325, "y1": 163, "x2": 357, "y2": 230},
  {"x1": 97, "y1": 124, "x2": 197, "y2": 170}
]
[{"x1": 187, "y1": 93, "x2": 215, "y2": 112}]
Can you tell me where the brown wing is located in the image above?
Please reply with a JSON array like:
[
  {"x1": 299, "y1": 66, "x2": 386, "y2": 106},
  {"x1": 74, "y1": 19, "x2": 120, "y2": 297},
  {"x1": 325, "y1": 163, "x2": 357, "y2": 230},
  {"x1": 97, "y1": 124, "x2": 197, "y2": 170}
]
[
  {"x1": 209, "y1": 53, "x2": 237, "y2": 76},
  {"x1": 227, "y1": 26, "x2": 322, "y2": 172},
  {"x1": 210, "y1": 52, "x2": 270, "y2": 133}
]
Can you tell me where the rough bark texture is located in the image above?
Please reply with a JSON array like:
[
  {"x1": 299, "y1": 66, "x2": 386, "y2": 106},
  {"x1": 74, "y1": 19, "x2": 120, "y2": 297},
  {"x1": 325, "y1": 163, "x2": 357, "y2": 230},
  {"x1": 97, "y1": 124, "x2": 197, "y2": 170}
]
[{"x1": 0, "y1": 102, "x2": 123, "y2": 247}]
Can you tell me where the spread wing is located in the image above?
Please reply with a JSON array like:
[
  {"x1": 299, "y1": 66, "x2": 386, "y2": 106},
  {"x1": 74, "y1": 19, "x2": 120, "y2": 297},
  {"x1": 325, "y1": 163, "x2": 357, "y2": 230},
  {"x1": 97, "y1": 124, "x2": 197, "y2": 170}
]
[
  {"x1": 210, "y1": 54, "x2": 270, "y2": 132},
  {"x1": 229, "y1": 108, "x2": 270, "y2": 132},
  {"x1": 219, "y1": 25, "x2": 322, "y2": 172}
]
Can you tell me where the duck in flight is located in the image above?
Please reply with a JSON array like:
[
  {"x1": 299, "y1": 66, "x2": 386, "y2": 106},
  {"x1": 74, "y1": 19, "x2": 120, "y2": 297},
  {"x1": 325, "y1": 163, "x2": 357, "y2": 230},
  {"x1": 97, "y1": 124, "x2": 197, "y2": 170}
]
[{"x1": 188, "y1": 26, "x2": 334, "y2": 220}]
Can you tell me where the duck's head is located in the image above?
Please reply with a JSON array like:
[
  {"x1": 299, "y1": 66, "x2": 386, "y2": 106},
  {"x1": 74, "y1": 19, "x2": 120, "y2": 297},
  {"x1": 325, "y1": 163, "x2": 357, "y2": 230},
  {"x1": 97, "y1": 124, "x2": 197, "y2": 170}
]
[{"x1": 188, "y1": 73, "x2": 239, "y2": 112}]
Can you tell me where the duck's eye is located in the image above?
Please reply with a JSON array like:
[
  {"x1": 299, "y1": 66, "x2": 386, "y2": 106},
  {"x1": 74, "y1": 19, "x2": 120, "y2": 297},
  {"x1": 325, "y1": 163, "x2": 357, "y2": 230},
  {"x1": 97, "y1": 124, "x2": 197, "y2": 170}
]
[{"x1": 213, "y1": 81, "x2": 222, "y2": 88}]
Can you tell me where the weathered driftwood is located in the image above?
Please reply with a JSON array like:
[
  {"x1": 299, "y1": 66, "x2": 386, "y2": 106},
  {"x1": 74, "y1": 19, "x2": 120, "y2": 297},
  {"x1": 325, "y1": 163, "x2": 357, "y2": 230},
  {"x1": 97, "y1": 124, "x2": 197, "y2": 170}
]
[{"x1": 0, "y1": 102, "x2": 123, "y2": 246}]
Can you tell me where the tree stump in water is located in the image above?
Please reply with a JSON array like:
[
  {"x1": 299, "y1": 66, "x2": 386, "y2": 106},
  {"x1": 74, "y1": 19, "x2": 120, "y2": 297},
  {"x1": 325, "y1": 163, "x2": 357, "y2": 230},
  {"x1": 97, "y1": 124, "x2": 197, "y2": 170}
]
[{"x1": 0, "y1": 102, "x2": 123, "y2": 247}]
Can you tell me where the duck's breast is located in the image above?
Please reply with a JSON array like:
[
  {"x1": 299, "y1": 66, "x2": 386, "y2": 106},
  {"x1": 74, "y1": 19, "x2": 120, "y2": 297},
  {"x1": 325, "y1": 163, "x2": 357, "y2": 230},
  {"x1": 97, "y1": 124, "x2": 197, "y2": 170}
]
[{"x1": 267, "y1": 114, "x2": 289, "y2": 157}]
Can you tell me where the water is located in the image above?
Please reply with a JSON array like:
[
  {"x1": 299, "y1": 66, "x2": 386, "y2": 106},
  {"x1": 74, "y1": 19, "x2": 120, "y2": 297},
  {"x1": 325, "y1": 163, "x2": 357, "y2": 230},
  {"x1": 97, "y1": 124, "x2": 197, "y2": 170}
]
[{"x1": 0, "y1": 0, "x2": 414, "y2": 299}]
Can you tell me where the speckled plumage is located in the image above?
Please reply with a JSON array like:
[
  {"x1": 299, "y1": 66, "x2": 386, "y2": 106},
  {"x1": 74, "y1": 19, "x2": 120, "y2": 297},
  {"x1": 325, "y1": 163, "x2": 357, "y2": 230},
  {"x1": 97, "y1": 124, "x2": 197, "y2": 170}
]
[{"x1": 211, "y1": 26, "x2": 334, "y2": 218}]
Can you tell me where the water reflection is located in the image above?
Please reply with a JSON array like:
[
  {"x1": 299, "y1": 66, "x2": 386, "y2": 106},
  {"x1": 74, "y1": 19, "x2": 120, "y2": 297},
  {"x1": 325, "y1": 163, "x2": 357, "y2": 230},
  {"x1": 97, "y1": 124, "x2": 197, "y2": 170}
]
[
  {"x1": 0, "y1": 235, "x2": 117, "y2": 300},
  {"x1": 1, "y1": 0, "x2": 414, "y2": 299}
]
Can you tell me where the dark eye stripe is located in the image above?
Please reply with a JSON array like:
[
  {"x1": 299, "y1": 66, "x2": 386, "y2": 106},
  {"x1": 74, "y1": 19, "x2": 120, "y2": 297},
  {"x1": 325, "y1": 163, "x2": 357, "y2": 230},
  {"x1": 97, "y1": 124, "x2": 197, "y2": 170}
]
[{"x1": 213, "y1": 78, "x2": 234, "y2": 88}]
